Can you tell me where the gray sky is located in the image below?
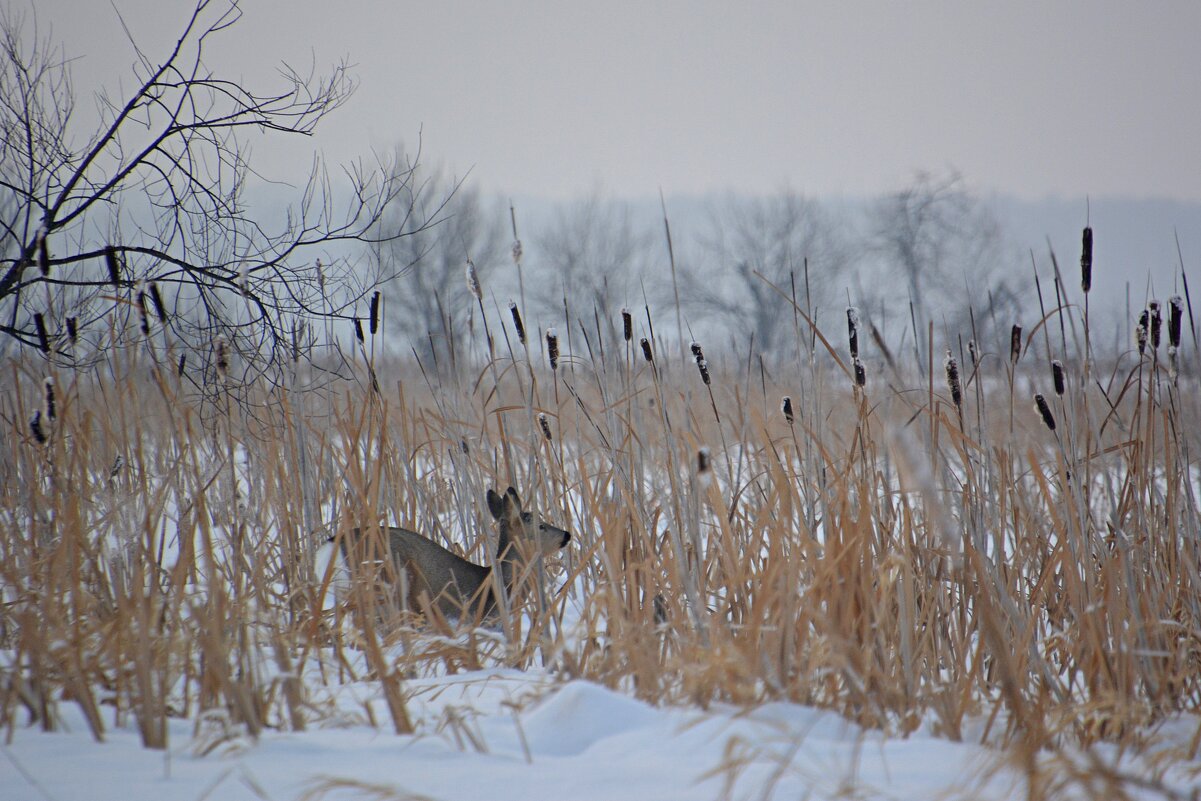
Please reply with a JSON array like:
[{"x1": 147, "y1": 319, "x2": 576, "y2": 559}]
[{"x1": 34, "y1": 1, "x2": 1201, "y2": 201}]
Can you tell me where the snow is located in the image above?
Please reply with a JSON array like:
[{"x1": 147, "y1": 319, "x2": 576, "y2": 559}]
[{"x1": 1, "y1": 668, "x2": 1035, "y2": 801}]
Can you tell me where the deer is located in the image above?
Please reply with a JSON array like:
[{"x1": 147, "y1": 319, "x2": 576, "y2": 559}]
[{"x1": 319, "y1": 487, "x2": 571, "y2": 625}]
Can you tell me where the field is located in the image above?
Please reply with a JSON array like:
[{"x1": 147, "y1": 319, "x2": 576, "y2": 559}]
[{"x1": 2, "y1": 292, "x2": 1200, "y2": 800}]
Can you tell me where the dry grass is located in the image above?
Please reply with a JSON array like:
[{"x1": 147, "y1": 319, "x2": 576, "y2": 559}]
[{"x1": 1, "y1": 286, "x2": 1199, "y2": 799}]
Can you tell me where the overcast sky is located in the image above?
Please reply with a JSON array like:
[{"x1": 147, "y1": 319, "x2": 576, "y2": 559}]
[{"x1": 33, "y1": 1, "x2": 1201, "y2": 201}]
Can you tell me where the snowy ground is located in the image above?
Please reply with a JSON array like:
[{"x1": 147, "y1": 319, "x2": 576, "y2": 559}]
[{"x1": 5, "y1": 667, "x2": 1196, "y2": 801}]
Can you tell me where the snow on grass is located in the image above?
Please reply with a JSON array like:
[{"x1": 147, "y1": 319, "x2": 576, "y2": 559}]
[{"x1": 0, "y1": 669, "x2": 1059, "y2": 801}]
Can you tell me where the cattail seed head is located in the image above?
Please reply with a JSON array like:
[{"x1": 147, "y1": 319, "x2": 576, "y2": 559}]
[
  {"x1": 853, "y1": 357, "x2": 866, "y2": 388},
  {"x1": 1168, "y1": 296, "x2": 1183, "y2": 349},
  {"x1": 1052, "y1": 360, "x2": 1065, "y2": 396},
  {"x1": 105, "y1": 247, "x2": 121, "y2": 286},
  {"x1": 968, "y1": 339, "x2": 979, "y2": 371},
  {"x1": 177, "y1": 353, "x2": 187, "y2": 376},
  {"x1": 34, "y1": 313, "x2": 49, "y2": 353},
  {"x1": 43, "y1": 378, "x2": 56, "y2": 421},
  {"x1": 538, "y1": 412, "x2": 553, "y2": 441},
  {"x1": 511, "y1": 239, "x2": 523, "y2": 266},
  {"x1": 1010, "y1": 324, "x2": 1022, "y2": 364},
  {"x1": 353, "y1": 317, "x2": 364, "y2": 343},
  {"x1": 315, "y1": 259, "x2": 325, "y2": 293},
  {"x1": 136, "y1": 290, "x2": 150, "y2": 334},
  {"x1": 30, "y1": 410, "x2": 47, "y2": 445},
  {"x1": 37, "y1": 231, "x2": 49, "y2": 276},
  {"x1": 782, "y1": 396, "x2": 794, "y2": 425},
  {"x1": 1034, "y1": 393, "x2": 1056, "y2": 431},
  {"x1": 465, "y1": 259, "x2": 482, "y2": 302},
  {"x1": 690, "y1": 341, "x2": 703, "y2": 360},
  {"x1": 509, "y1": 301, "x2": 526, "y2": 344},
  {"x1": 148, "y1": 282, "x2": 168, "y2": 323},
  {"x1": 1149, "y1": 301, "x2": 1162, "y2": 350},
  {"x1": 847, "y1": 307, "x2": 860, "y2": 359},
  {"x1": 621, "y1": 308, "x2": 632, "y2": 342},
  {"x1": 547, "y1": 328, "x2": 559, "y2": 370},
  {"x1": 697, "y1": 447, "x2": 712, "y2": 487},
  {"x1": 944, "y1": 351, "x2": 962, "y2": 408},
  {"x1": 369, "y1": 291, "x2": 381, "y2": 335},
  {"x1": 1136, "y1": 310, "x2": 1149, "y2": 355},
  {"x1": 697, "y1": 357, "x2": 711, "y2": 385},
  {"x1": 640, "y1": 337, "x2": 653, "y2": 363},
  {"x1": 1081, "y1": 226, "x2": 1093, "y2": 293},
  {"x1": 215, "y1": 337, "x2": 228, "y2": 377},
  {"x1": 66, "y1": 317, "x2": 77, "y2": 345}
]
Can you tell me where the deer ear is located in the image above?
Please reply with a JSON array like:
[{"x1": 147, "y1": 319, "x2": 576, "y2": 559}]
[{"x1": 486, "y1": 489, "x2": 505, "y2": 520}]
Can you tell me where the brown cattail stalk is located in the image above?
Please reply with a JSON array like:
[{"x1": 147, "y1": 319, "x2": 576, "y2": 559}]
[
  {"x1": 944, "y1": 351, "x2": 962, "y2": 409},
  {"x1": 1010, "y1": 324, "x2": 1023, "y2": 364},
  {"x1": 640, "y1": 337, "x2": 653, "y2": 363},
  {"x1": 1034, "y1": 393, "x2": 1056, "y2": 431},
  {"x1": 847, "y1": 307, "x2": 860, "y2": 359},
  {"x1": 547, "y1": 328, "x2": 559, "y2": 370},
  {"x1": 34, "y1": 313, "x2": 49, "y2": 353},
  {"x1": 148, "y1": 282, "x2": 168, "y2": 323},
  {"x1": 369, "y1": 291, "x2": 381, "y2": 335},
  {"x1": 1149, "y1": 302, "x2": 1162, "y2": 351},
  {"x1": 1052, "y1": 360, "x2": 1065, "y2": 396},
  {"x1": 509, "y1": 301, "x2": 526, "y2": 344},
  {"x1": 1080, "y1": 226, "x2": 1093, "y2": 293},
  {"x1": 621, "y1": 308, "x2": 633, "y2": 342},
  {"x1": 105, "y1": 247, "x2": 121, "y2": 285},
  {"x1": 43, "y1": 378, "x2": 56, "y2": 421}
]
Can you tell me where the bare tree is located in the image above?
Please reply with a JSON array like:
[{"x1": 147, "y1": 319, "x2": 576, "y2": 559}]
[
  {"x1": 691, "y1": 190, "x2": 849, "y2": 355},
  {"x1": 867, "y1": 171, "x2": 1024, "y2": 356},
  {"x1": 370, "y1": 157, "x2": 505, "y2": 368},
  {"x1": 0, "y1": 1, "x2": 434, "y2": 390},
  {"x1": 532, "y1": 193, "x2": 654, "y2": 345}
]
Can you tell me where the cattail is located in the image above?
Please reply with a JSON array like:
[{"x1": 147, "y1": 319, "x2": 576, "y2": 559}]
[
  {"x1": 136, "y1": 290, "x2": 150, "y2": 334},
  {"x1": 853, "y1": 357, "x2": 866, "y2": 388},
  {"x1": 315, "y1": 258, "x2": 325, "y2": 294},
  {"x1": 621, "y1": 308, "x2": 632, "y2": 342},
  {"x1": 1051, "y1": 360, "x2": 1065, "y2": 396},
  {"x1": 37, "y1": 231, "x2": 49, "y2": 276},
  {"x1": 782, "y1": 396, "x2": 794, "y2": 425},
  {"x1": 1168, "y1": 296, "x2": 1183, "y2": 349},
  {"x1": 1149, "y1": 301, "x2": 1161, "y2": 350},
  {"x1": 465, "y1": 259, "x2": 481, "y2": 302},
  {"x1": 538, "y1": 412, "x2": 552, "y2": 441},
  {"x1": 34, "y1": 313, "x2": 49, "y2": 353},
  {"x1": 509, "y1": 301, "x2": 526, "y2": 344},
  {"x1": 105, "y1": 247, "x2": 121, "y2": 285},
  {"x1": 1010, "y1": 324, "x2": 1022, "y2": 364},
  {"x1": 944, "y1": 351, "x2": 962, "y2": 409},
  {"x1": 1080, "y1": 226, "x2": 1093, "y2": 293},
  {"x1": 238, "y1": 262, "x2": 249, "y2": 296},
  {"x1": 215, "y1": 337, "x2": 228, "y2": 377},
  {"x1": 546, "y1": 328, "x2": 559, "y2": 371},
  {"x1": 148, "y1": 282, "x2": 168, "y2": 323},
  {"x1": 1034, "y1": 393, "x2": 1056, "y2": 431},
  {"x1": 353, "y1": 317, "x2": 364, "y2": 343},
  {"x1": 690, "y1": 341, "x2": 710, "y2": 384},
  {"x1": 847, "y1": 307, "x2": 860, "y2": 359},
  {"x1": 1136, "y1": 310, "x2": 1149, "y2": 355},
  {"x1": 30, "y1": 410, "x2": 47, "y2": 444},
  {"x1": 640, "y1": 337, "x2": 653, "y2": 363},
  {"x1": 511, "y1": 239, "x2": 523, "y2": 266},
  {"x1": 690, "y1": 341, "x2": 703, "y2": 360},
  {"x1": 66, "y1": 317, "x2": 77, "y2": 345},
  {"x1": 177, "y1": 353, "x2": 187, "y2": 376},
  {"x1": 967, "y1": 340, "x2": 978, "y2": 371},
  {"x1": 43, "y1": 378, "x2": 56, "y2": 421},
  {"x1": 369, "y1": 291, "x2": 381, "y2": 335},
  {"x1": 697, "y1": 447, "x2": 712, "y2": 487}
]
